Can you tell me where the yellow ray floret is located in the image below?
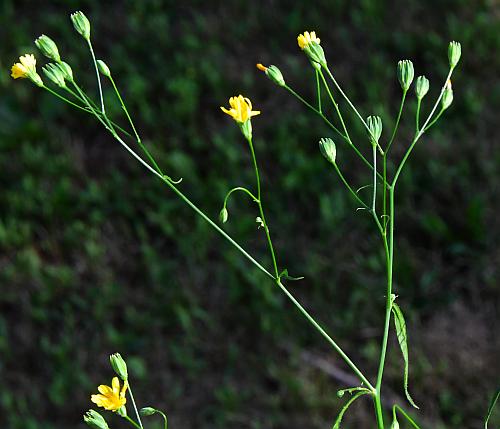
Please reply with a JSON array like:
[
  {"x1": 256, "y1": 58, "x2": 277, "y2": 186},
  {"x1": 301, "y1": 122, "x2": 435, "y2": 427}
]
[
  {"x1": 220, "y1": 95, "x2": 261, "y2": 123},
  {"x1": 91, "y1": 376, "x2": 128, "y2": 411},
  {"x1": 297, "y1": 31, "x2": 321, "y2": 50},
  {"x1": 11, "y1": 54, "x2": 37, "y2": 79}
]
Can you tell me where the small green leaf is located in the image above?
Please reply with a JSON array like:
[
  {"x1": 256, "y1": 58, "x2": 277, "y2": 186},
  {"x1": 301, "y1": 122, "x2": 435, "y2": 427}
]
[
  {"x1": 278, "y1": 268, "x2": 304, "y2": 281},
  {"x1": 392, "y1": 302, "x2": 419, "y2": 409},
  {"x1": 485, "y1": 388, "x2": 500, "y2": 428},
  {"x1": 331, "y1": 391, "x2": 369, "y2": 429}
]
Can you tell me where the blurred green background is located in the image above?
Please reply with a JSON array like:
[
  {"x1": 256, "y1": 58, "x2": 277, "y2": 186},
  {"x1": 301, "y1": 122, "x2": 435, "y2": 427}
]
[{"x1": 1, "y1": 0, "x2": 499, "y2": 428}]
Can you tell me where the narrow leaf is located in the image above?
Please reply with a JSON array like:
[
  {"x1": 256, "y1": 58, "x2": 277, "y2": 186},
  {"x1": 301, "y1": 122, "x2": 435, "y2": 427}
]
[
  {"x1": 485, "y1": 389, "x2": 500, "y2": 428},
  {"x1": 279, "y1": 268, "x2": 304, "y2": 281},
  {"x1": 392, "y1": 302, "x2": 419, "y2": 409},
  {"x1": 331, "y1": 391, "x2": 369, "y2": 429}
]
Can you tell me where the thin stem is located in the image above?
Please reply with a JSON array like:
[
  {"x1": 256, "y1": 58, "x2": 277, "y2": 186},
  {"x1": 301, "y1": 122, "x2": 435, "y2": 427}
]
[
  {"x1": 415, "y1": 98, "x2": 422, "y2": 132},
  {"x1": 277, "y1": 280, "x2": 375, "y2": 390},
  {"x1": 315, "y1": 69, "x2": 322, "y2": 113},
  {"x1": 224, "y1": 186, "x2": 259, "y2": 207},
  {"x1": 87, "y1": 39, "x2": 105, "y2": 113},
  {"x1": 386, "y1": 90, "x2": 407, "y2": 154},
  {"x1": 332, "y1": 162, "x2": 369, "y2": 209},
  {"x1": 157, "y1": 410, "x2": 168, "y2": 429},
  {"x1": 394, "y1": 405, "x2": 422, "y2": 429},
  {"x1": 322, "y1": 65, "x2": 369, "y2": 131},
  {"x1": 42, "y1": 85, "x2": 88, "y2": 111},
  {"x1": 124, "y1": 415, "x2": 142, "y2": 429},
  {"x1": 108, "y1": 74, "x2": 164, "y2": 175},
  {"x1": 247, "y1": 135, "x2": 279, "y2": 277},
  {"x1": 127, "y1": 384, "x2": 144, "y2": 429},
  {"x1": 423, "y1": 108, "x2": 444, "y2": 132},
  {"x1": 372, "y1": 145, "x2": 377, "y2": 213}
]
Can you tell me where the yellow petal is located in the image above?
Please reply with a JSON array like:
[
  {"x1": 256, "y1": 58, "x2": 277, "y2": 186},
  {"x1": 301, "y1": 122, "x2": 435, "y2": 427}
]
[
  {"x1": 111, "y1": 377, "x2": 120, "y2": 395},
  {"x1": 97, "y1": 384, "x2": 113, "y2": 395}
]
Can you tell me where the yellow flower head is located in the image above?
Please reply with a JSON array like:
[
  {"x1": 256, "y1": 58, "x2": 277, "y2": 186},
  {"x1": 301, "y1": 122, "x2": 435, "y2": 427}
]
[
  {"x1": 11, "y1": 54, "x2": 37, "y2": 79},
  {"x1": 297, "y1": 31, "x2": 321, "y2": 50},
  {"x1": 91, "y1": 377, "x2": 127, "y2": 412},
  {"x1": 220, "y1": 95, "x2": 260, "y2": 123}
]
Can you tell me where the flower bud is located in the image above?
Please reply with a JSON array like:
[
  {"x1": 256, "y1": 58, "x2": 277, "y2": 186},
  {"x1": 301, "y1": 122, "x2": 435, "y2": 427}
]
[
  {"x1": 219, "y1": 207, "x2": 228, "y2": 224},
  {"x1": 448, "y1": 41, "x2": 461, "y2": 69},
  {"x1": 318, "y1": 138, "x2": 336, "y2": 164},
  {"x1": 391, "y1": 418, "x2": 400, "y2": 429},
  {"x1": 415, "y1": 75, "x2": 429, "y2": 100},
  {"x1": 84, "y1": 410, "x2": 109, "y2": 429},
  {"x1": 397, "y1": 60, "x2": 414, "y2": 91},
  {"x1": 441, "y1": 80, "x2": 453, "y2": 110},
  {"x1": 30, "y1": 73, "x2": 44, "y2": 87},
  {"x1": 257, "y1": 64, "x2": 285, "y2": 87},
  {"x1": 110, "y1": 353, "x2": 128, "y2": 381},
  {"x1": 305, "y1": 42, "x2": 327, "y2": 67},
  {"x1": 97, "y1": 60, "x2": 111, "y2": 77},
  {"x1": 42, "y1": 63, "x2": 66, "y2": 88},
  {"x1": 140, "y1": 407, "x2": 158, "y2": 416},
  {"x1": 117, "y1": 406, "x2": 127, "y2": 417},
  {"x1": 56, "y1": 62, "x2": 74, "y2": 81},
  {"x1": 366, "y1": 115, "x2": 383, "y2": 145},
  {"x1": 35, "y1": 35, "x2": 60, "y2": 62},
  {"x1": 71, "y1": 11, "x2": 91, "y2": 40}
]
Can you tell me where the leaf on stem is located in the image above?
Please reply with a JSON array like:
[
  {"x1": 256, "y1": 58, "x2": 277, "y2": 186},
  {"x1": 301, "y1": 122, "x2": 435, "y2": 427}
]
[
  {"x1": 278, "y1": 269, "x2": 304, "y2": 282},
  {"x1": 391, "y1": 301, "x2": 419, "y2": 409}
]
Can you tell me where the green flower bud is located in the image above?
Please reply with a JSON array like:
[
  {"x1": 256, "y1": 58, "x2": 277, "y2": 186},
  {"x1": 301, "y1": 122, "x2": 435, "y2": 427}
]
[
  {"x1": 391, "y1": 417, "x2": 400, "y2": 429},
  {"x1": 71, "y1": 11, "x2": 91, "y2": 40},
  {"x1": 219, "y1": 207, "x2": 228, "y2": 224},
  {"x1": 257, "y1": 64, "x2": 285, "y2": 87},
  {"x1": 30, "y1": 73, "x2": 44, "y2": 87},
  {"x1": 57, "y1": 62, "x2": 74, "y2": 81},
  {"x1": 35, "y1": 35, "x2": 60, "y2": 62},
  {"x1": 304, "y1": 42, "x2": 327, "y2": 67},
  {"x1": 110, "y1": 353, "x2": 128, "y2": 381},
  {"x1": 397, "y1": 60, "x2": 414, "y2": 91},
  {"x1": 366, "y1": 115, "x2": 383, "y2": 145},
  {"x1": 42, "y1": 63, "x2": 66, "y2": 88},
  {"x1": 415, "y1": 75, "x2": 429, "y2": 100},
  {"x1": 318, "y1": 138, "x2": 336, "y2": 164},
  {"x1": 448, "y1": 41, "x2": 461, "y2": 69},
  {"x1": 441, "y1": 80, "x2": 453, "y2": 110},
  {"x1": 117, "y1": 406, "x2": 127, "y2": 417},
  {"x1": 84, "y1": 410, "x2": 109, "y2": 429},
  {"x1": 140, "y1": 407, "x2": 158, "y2": 416},
  {"x1": 97, "y1": 60, "x2": 111, "y2": 77}
]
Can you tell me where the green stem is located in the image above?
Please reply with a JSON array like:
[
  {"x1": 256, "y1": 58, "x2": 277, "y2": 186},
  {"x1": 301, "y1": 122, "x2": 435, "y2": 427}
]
[
  {"x1": 415, "y1": 98, "x2": 422, "y2": 132},
  {"x1": 224, "y1": 186, "x2": 259, "y2": 207},
  {"x1": 87, "y1": 39, "x2": 105, "y2": 113},
  {"x1": 394, "y1": 405, "x2": 422, "y2": 429},
  {"x1": 386, "y1": 90, "x2": 407, "y2": 154},
  {"x1": 332, "y1": 162, "x2": 369, "y2": 209},
  {"x1": 247, "y1": 135, "x2": 279, "y2": 277},
  {"x1": 423, "y1": 108, "x2": 444, "y2": 132},
  {"x1": 127, "y1": 384, "x2": 144, "y2": 429},
  {"x1": 108, "y1": 75, "x2": 164, "y2": 175},
  {"x1": 124, "y1": 415, "x2": 142, "y2": 429},
  {"x1": 277, "y1": 280, "x2": 374, "y2": 390},
  {"x1": 157, "y1": 410, "x2": 168, "y2": 429},
  {"x1": 315, "y1": 69, "x2": 322, "y2": 113},
  {"x1": 322, "y1": 64, "x2": 369, "y2": 132},
  {"x1": 42, "y1": 85, "x2": 88, "y2": 111},
  {"x1": 372, "y1": 144, "x2": 377, "y2": 213}
]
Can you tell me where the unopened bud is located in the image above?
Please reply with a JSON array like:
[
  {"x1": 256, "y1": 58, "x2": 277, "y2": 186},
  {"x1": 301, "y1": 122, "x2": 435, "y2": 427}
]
[
  {"x1": 391, "y1": 418, "x2": 400, "y2": 429},
  {"x1": 367, "y1": 115, "x2": 383, "y2": 145},
  {"x1": 35, "y1": 35, "x2": 60, "y2": 62},
  {"x1": 97, "y1": 60, "x2": 111, "y2": 77},
  {"x1": 110, "y1": 353, "x2": 128, "y2": 381},
  {"x1": 71, "y1": 11, "x2": 91, "y2": 40},
  {"x1": 397, "y1": 60, "x2": 414, "y2": 91},
  {"x1": 83, "y1": 410, "x2": 109, "y2": 429},
  {"x1": 56, "y1": 62, "x2": 74, "y2": 81},
  {"x1": 219, "y1": 207, "x2": 228, "y2": 224},
  {"x1": 441, "y1": 80, "x2": 453, "y2": 110},
  {"x1": 415, "y1": 75, "x2": 429, "y2": 100},
  {"x1": 319, "y1": 138, "x2": 336, "y2": 164},
  {"x1": 448, "y1": 41, "x2": 461, "y2": 69},
  {"x1": 42, "y1": 63, "x2": 66, "y2": 88},
  {"x1": 257, "y1": 64, "x2": 285, "y2": 87},
  {"x1": 140, "y1": 407, "x2": 158, "y2": 416}
]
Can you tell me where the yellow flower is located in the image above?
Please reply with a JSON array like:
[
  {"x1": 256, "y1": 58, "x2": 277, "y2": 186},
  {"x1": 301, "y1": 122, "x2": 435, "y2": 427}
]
[
  {"x1": 11, "y1": 54, "x2": 37, "y2": 79},
  {"x1": 297, "y1": 31, "x2": 321, "y2": 50},
  {"x1": 220, "y1": 95, "x2": 260, "y2": 123},
  {"x1": 91, "y1": 377, "x2": 127, "y2": 412}
]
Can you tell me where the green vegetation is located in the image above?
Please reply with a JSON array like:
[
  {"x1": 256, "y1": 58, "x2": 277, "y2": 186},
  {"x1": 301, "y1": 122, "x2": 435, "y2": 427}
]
[{"x1": 1, "y1": 1, "x2": 498, "y2": 428}]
